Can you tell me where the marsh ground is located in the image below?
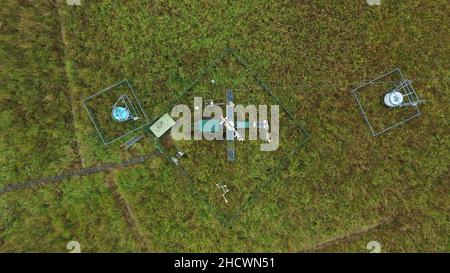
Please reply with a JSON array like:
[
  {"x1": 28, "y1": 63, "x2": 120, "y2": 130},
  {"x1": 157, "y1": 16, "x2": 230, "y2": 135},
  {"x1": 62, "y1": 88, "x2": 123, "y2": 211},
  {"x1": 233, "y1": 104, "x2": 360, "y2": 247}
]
[{"x1": 0, "y1": 0, "x2": 448, "y2": 252}]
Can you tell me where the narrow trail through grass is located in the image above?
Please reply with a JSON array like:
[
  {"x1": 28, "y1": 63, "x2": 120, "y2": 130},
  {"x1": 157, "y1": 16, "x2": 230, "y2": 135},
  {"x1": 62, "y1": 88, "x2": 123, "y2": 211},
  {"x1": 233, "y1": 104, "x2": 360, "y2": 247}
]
[
  {"x1": 0, "y1": 152, "x2": 160, "y2": 195},
  {"x1": 55, "y1": 0, "x2": 84, "y2": 168},
  {"x1": 105, "y1": 173, "x2": 151, "y2": 251}
]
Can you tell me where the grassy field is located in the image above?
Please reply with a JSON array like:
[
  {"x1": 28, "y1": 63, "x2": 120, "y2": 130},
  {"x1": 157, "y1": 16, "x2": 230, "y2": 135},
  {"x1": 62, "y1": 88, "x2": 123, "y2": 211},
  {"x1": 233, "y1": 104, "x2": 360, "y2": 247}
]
[
  {"x1": 0, "y1": 1, "x2": 79, "y2": 187},
  {"x1": 0, "y1": 0, "x2": 448, "y2": 252}
]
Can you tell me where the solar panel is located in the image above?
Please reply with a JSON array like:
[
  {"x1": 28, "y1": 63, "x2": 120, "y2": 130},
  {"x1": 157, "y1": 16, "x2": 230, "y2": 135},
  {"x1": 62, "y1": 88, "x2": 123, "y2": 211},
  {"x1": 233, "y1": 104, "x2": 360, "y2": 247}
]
[
  {"x1": 227, "y1": 145, "x2": 235, "y2": 161},
  {"x1": 123, "y1": 134, "x2": 144, "y2": 149},
  {"x1": 226, "y1": 89, "x2": 235, "y2": 161},
  {"x1": 226, "y1": 89, "x2": 234, "y2": 141}
]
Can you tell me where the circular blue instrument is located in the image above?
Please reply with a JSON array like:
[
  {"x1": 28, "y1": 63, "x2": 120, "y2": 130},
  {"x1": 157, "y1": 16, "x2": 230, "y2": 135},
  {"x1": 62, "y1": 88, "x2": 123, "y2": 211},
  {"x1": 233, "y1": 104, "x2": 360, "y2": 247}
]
[{"x1": 112, "y1": 107, "x2": 130, "y2": 122}]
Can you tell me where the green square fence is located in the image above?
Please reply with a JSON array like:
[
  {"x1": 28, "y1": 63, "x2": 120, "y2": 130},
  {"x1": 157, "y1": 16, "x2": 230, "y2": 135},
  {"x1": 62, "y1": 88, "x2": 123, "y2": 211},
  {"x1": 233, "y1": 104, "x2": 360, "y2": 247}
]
[{"x1": 82, "y1": 79, "x2": 150, "y2": 145}]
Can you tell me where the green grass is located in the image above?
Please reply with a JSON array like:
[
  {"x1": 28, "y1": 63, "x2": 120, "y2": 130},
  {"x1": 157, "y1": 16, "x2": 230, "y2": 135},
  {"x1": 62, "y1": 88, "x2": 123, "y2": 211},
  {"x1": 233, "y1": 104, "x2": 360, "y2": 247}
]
[
  {"x1": 0, "y1": 1, "x2": 78, "y2": 187},
  {"x1": 0, "y1": 174, "x2": 141, "y2": 252},
  {"x1": 0, "y1": 0, "x2": 448, "y2": 252}
]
